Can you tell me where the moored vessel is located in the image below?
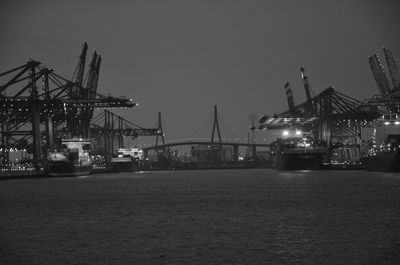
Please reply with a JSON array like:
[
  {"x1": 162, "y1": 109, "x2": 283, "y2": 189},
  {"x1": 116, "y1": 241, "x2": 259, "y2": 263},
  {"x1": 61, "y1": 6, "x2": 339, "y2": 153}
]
[
  {"x1": 45, "y1": 138, "x2": 93, "y2": 177},
  {"x1": 110, "y1": 147, "x2": 143, "y2": 172},
  {"x1": 270, "y1": 129, "x2": 327, "y2": 170}
]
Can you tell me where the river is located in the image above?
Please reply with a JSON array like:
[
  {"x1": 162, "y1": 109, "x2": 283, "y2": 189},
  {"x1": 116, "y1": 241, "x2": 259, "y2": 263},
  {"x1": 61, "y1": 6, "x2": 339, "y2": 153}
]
[{"x1": 1, "y1": 169, "x2": 400, "y2": 264}]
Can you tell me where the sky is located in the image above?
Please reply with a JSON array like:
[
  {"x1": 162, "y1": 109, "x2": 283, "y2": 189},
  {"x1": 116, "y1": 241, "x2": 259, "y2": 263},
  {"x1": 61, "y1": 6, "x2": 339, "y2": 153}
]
[{"x1": 1, "y1": 0, "x2": 400, "y2": 145}]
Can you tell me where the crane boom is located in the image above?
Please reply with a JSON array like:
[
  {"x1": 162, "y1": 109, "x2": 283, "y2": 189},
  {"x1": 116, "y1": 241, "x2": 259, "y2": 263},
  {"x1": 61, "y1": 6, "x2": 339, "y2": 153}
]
[
  {"x1": 300, "y1": 66, "x2": 314, "y2": 116},
  {"x1": 68, "y1": 42, "x2": 88, "y2": 136},
  {"x1": 284, "y1": 81, "x2": 296, "y2": 116},
  {"x1": 87, "y1": 55, "x2": 101, "y2": 124},
  {"x1": 76, "y1": 42, "x2": 88, "y2": 88},
  {"x1": 70, "y1": 42, "x2": 88, "y2": 99},
  {"x1": 91, "y1": 55, "x2": 101, "y2": 100},
  {"x1": 80, "y1": 52, "x2": 98, "y2": 137},
  {"x1": 383, "y1": 47, "x2": 400, "y2": 90},
  {"x1": 84, "y1": 51, "x2": 98, "y2": 99},
  {"x1": 368, "y1": 54, "x2": 391, "y2": 96}
]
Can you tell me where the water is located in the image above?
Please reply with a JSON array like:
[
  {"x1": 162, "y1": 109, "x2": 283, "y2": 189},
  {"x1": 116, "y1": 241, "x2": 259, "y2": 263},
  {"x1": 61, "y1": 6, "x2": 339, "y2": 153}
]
[{"x1": 1, "y1": 169, "x2": 400, "y2": 264}]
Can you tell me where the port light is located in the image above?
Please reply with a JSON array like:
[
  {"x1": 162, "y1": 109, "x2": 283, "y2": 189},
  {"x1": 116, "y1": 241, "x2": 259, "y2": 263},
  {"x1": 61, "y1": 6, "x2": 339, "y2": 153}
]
[
  {"x1": 282, "y1": 130, "x2": 289, "y2": 136},
  {"x1": 295, "y1": 130, "x2": 302, "y2": 135},
  {"x1": 384, "y1": 121, "x2": 390, "y2": 125}
]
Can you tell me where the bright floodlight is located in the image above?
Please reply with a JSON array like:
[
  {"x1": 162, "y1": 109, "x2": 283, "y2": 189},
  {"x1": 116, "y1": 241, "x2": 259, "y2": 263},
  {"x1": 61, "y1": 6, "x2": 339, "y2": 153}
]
[
  {"x1": 295, "y1": 130, "x2": 302, "y2": 135},
  {"x1": 282, "y1": 130, "x2": 289, "y2": 136}
]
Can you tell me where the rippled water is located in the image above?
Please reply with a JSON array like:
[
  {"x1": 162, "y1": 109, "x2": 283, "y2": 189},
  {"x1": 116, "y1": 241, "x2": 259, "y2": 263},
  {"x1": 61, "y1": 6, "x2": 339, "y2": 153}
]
[{"x1": 1, "y1": 169, "x2": 400, "y2": 264}]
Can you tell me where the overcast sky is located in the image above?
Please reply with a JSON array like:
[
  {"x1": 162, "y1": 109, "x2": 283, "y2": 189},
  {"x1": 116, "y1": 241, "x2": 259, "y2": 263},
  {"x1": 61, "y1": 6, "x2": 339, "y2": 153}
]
[{"x1": 1, "y1": 0, "x2": 400, "y2": 144}]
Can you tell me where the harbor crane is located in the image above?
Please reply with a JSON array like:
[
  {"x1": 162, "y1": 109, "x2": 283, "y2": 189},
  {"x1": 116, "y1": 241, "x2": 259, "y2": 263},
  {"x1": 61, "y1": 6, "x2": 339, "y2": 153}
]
[
  {"x1": 0, "y1": 43, "x2": 136, "y2": 169},
  {"x1": 67, "y1": 42, "x2": 102, "y2": 138},
  {"x1": 89, "y1": 109, "x2": 161, "y2": 167}
]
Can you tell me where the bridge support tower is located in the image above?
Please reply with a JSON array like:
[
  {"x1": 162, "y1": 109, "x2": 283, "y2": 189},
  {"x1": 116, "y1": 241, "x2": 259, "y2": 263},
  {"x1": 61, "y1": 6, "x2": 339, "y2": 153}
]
[{"x1": 233, "y1": 144, "x2": 239, "y2": 162}]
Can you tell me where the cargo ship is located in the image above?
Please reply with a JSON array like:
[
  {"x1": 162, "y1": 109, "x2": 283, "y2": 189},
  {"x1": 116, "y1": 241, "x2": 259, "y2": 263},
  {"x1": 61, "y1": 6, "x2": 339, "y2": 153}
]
[
  {"x1": 110, "y1": 147, "x2": 143, "y2": 172},
  {"x1": 45, "y1": 138, "x2": 93, "y2": 177},
  {"x1": 270, "y1": 129, "x2": 327, "y2": 170},
  {"x1": 361, "y1": 113, "x2": 400, "y2": 172}
]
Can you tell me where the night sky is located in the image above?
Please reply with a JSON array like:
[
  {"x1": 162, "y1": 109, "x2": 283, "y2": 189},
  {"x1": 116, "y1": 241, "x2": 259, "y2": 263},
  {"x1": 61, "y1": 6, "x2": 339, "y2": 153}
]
[{"x1": 1, "y1": 0, "x2": 400, "y2": 145}]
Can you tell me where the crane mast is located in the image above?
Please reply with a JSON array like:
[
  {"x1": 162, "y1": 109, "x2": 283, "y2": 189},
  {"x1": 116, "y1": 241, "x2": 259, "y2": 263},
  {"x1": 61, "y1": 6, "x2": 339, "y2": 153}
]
[
  {"x1": 80, "y1": 52, "x2": 99, "y2": 138},
  {"x1": 76, "y1": 42, "x2": 88, "y2": 88},
  {"x1": 67, "y1": 44, "x2": 104, "y2": 138},
  {"x1": 68, "y1": 42, "x2": 88, "y2": 137},
  {"x1": 368, "y1": 54, "x2": 391, "y2": 96},
  {"x1": 383, "y1": 47, "x2": 400, "y2": 90},
  {"x1": 300, "y1": 66, "x2": 314, "y2": 116},
  {"x1": 284, "y1": 81, "x2": 296, "y2": 116},
  {"x1": 84, "y1": 51, "x2": 98, "y2": 99},
  {"x1": 71, "y1": 42, "x2": 88, "y2": 98}
]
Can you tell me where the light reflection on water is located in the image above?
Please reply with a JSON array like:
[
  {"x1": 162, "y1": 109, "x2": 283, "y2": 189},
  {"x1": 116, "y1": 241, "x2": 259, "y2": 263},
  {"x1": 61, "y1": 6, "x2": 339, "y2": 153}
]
[
  {"x1": 1, "y1": 169, "x2": 400, "y2": 264},
  {"x1": 77, "y1": 175, "x2": 91, "y2": 179}
]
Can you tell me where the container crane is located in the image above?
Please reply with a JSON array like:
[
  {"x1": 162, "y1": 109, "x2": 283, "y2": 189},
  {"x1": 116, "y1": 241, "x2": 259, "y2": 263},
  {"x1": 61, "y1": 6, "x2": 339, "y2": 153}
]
[{"x1": 80, "y1": 52, "x2": 100, "y2": 138}]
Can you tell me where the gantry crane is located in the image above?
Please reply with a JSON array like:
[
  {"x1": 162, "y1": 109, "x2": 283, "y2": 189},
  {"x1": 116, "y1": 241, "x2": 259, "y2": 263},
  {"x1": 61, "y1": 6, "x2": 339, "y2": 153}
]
[
  {"x1": 89, "y1": 109, "x2": 162, "y2": 168},
  {"x1": 0, "y1": 54, "x2": 136, "y2": 169}
]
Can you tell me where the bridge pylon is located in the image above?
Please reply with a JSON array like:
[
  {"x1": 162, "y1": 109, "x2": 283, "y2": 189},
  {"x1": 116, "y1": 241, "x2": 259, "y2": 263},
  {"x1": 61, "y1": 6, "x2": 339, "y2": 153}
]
[
  {"x1": 210, "y1": 105, "x2": 222, "y2": 150},
  {"x1": 155, "y1": 112, "x2": 166, "y2": 153}
]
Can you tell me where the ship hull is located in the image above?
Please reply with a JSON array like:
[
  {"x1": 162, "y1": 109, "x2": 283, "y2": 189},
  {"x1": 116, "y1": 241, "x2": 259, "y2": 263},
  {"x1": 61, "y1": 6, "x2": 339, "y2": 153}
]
[
  {"x1": 270, "y1": 134, "x2": 327, "y2": 171},
  {"x1": 361, "y1": 150, "x2": 400, "y2": 172},
  {"x1": 110, "y1": 157, "x2": 138, "y2": 172},
  {"x1": 273, "y1": 153, "x2": 323, "y2": 170},
  {"x1": 46, "y1": 162, "x2": 93, "y2": 177}
]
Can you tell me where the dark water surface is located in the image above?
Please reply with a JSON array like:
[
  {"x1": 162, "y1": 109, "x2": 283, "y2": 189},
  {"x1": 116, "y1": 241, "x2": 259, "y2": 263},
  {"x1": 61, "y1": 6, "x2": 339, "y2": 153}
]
[{"x1": 1, "y1": 169, "x2": 400, "y2": 264}]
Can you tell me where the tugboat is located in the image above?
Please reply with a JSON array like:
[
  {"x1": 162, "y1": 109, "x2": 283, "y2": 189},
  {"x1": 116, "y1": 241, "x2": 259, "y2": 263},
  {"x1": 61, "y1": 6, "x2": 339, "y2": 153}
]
[
  {"x1": 110, "y1": 147, "x2": 143, "y2": 172},
  {"x1": 45, "y1": 138, "x2": 93, "y2": 177},
  {"x1": 361, "y1": 113, "x2": 400, "y2": 172},
  {"x1": 270, "y1": 129, "x2": 327, "y2": 170}
]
